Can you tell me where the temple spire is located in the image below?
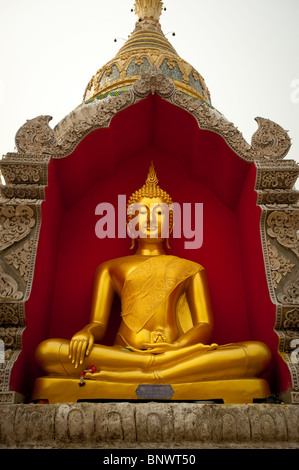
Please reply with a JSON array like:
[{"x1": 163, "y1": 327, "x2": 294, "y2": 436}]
[{"x1": 134, "y1": 0, "x2": 163, "y2": 27}]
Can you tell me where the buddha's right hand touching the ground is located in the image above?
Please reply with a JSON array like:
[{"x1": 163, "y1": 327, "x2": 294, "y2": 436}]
[{"x1": 68, "y1": 322, "x2": 106, "y2": 368}]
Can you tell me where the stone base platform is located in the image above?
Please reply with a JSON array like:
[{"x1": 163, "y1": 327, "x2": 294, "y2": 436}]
[{"x1": 0, "y1": 402, "x2": 299, "y2": 449}]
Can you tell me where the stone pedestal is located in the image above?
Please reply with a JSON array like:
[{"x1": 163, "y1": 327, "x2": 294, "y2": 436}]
[{"x1": 0, "y1": 402, "x2": 298, "y2": 449}]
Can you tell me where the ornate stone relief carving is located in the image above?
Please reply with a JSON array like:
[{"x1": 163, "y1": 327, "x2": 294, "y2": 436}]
[
  {"x1": 278, "y1": 277, "x2": 299, "y2": 305},
  {"x1": 15, "y1": 116, "x2": 57, "y2": 155},
  {"x1": 267, "y1": 241, "x2": 295, "y2": 289},
  {"x1": 261, "y1": 205, "x2": 299, "y2": 402},
  {"x1": 255, "y1": 160, "x2": 299, "y2": 192},
  {"x1": 266, "y1": 211, "x2": 299, "y2": 257},
  {"x1": 171, "y1": 91, "x2": 292, "y2": 163},
  {"x1": 2, "y1": 401, "x2": 299, "y2": 446},
  {"x1": 0, "y1": 327, "x2": 23, "y2": 349},
  {"x1": 11, "y1": 68, "x2": 294, "y2": 165},
  {"x1": 0, "y1": 184, "x2": 45, "y2": 201},
  {"x1": 0, "y1": 266, "x2": 23, "y2": 301},
  {"x1": 0, "y1": 205, "x2": 35, "y2": 253},
  {"x1": 0, "y1": 154, "x2": 50, "y2": 186},
  {"x1": 251, "y1": 117, "x2": 292, "y2": 160},
  {"x1": 256, "y1": 189, "x2": 298, "y2": 205},
  {"x1": 283, "y1": 308, "x2": 299, "y2": 330},
  {"x1": 14, "y1": 92, "x2": 135, "y2": 159},
  {"x1": 5, "y1": 238, "x2": 34, "y2": 282},
  {"x1": 133, "y1": 64, "x2": 175, "y2": 98},
  {"x1": 0, "y1": 303, "x2": 25, "y2": 327},
  {"x1": 0, "y1": 152, "x2": 46, "y2": 404}
]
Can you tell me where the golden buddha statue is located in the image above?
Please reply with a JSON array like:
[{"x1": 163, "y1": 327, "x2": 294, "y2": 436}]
[{"x1": 33, "y1": 163, "x2": 271, "y2": 403}]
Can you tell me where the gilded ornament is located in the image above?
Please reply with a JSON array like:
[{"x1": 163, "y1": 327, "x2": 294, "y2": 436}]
[
  {"x1": 193, "y1": 70, "x2": 200, "y2": 81},
  {"x1": 134, "y1": 0, "x2": 163, "y2": 24},
  {"x1": 82, "y1": 0, "x2": 209, "y2": 103},
  {"x1": 167, "y1": 60, "x2": 175, "y2": 70}
]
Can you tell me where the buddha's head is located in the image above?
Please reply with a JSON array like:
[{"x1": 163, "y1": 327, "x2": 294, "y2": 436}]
[{"x1": 127, "y1": 162, "x2": 173, "y2": 245}]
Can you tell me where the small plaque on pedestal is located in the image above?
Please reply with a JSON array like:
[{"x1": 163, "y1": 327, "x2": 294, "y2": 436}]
[{"x1": 135, "y1": 384, "x2": 174, "y2": 400}]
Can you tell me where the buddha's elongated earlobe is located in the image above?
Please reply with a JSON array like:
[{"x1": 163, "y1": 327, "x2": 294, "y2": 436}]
[
  {"x1": 166, "y1": 238, "x2": 171, "y2": 250},
  {"x1": 127, "y1": 222, "x2": 136, "y2": 250}
]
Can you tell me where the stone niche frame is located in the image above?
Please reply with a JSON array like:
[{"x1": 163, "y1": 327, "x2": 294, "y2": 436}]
[{"x1": 0, "y1": 66, "x2": 298, "y2": 405}]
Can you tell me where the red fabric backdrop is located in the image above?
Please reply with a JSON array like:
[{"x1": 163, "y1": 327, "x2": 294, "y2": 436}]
[{"x1": 10, "y1": 94, "x2": 291, "y2": 399}]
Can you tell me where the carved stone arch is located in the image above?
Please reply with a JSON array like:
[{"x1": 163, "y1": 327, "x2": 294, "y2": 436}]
[
  {"x1": 1, "y1": 66, "x2": 298, "y2": 404},
  {"x1": 13, "y1": 67, "x2": 292, "y2": 164}
]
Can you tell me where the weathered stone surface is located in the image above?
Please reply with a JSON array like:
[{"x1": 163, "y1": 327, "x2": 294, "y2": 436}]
[{"x1": 0, "y1": 402, "x2": 298, "y2": 449}]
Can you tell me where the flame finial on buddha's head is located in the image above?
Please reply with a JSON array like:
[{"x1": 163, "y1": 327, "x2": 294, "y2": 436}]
[{"x1": 127, "y1": 161, "x2": 173, "y2": 209}]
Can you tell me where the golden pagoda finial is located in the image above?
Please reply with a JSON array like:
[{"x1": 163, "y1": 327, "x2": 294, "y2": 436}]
[{"x1": 134, "y1": 0, "x2": 163, "y2": 23}]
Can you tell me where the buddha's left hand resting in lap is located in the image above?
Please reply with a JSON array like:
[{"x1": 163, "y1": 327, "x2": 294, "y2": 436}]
[{"x1": 35, "y1": 163, "x2": 271, "y2": 385}]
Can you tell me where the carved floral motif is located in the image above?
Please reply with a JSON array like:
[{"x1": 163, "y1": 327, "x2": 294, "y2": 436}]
[
  {"x1": 0, "y1": 266, "x2": 23, "y2": 301},
  {"x1": 15, "y1": 116, "x2": 56, "y2": 155},
  {"x1": 0, "y1": 327, "x2": 19, "y2": 348},
  {"x1": 261, "y1": 171, "x2": 299, "y2": 189},
  {"x1": 267, "y1": 241, "x2": 295, "y2": 289},
  {"x1": 5, "y1": 238, "x2": 34, "y2": 282},
  {"x1": 251, "y1": 117, "x2": 291, "y2": 160},
  {"x1": 0, "y1": 304, "x2": 23, "y2": 326},
  {"x1": 11, "y1": 70, "x2": 294, "y2": 165},
  {"x1": 0, "y1": 184, "x2": 45, "y2": 200},
  {"x1": 0, "y1": 206, "x2": 35, "y2": 253},
  {"x1": 172, "y1": 91, "x2": 291, "y2": 162},
  {"x1": 0, "y1": 164, "x2": 43, "y2": 185},
  {"x1": 283, "y1": 308, "x2": 299, "y2": 329},
  {"x1": 267, "y1": 211, "x2": 299, "y2": 257},
  {"x1": 53, "y1": 92, "x2": 134, "y2": 158},
  {"x1": 256, "y1": 189, "x2": 299, "y2": 205},
  {"x1": 278, "y1": 276, "x2": 299, "y2": 304}
]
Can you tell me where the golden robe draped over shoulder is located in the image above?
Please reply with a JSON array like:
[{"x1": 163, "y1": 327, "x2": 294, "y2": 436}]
[{"x1": 121, "y1": 255, "x2": 203, "y2": 333}]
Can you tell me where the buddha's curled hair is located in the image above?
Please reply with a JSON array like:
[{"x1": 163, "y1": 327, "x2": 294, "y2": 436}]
[{"x1": 127, "y1": 161, "x2": 173, "y2": 229}]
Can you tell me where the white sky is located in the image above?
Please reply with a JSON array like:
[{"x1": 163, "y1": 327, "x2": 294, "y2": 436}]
[{"x1": 0, "y1": 0, "x2": 298, "y2": 186}]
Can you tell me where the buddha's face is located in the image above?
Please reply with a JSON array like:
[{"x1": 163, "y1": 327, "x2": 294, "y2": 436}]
[{"x1": 130, "y1": 196, "x2": 172, "y2": 241}]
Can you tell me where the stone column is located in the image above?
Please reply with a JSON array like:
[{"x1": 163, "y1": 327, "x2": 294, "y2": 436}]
[
  {"x1": 256, "y1": 159, "x2": 299, "y2": 403},
  {"x1": 0, "y1": 151, "x2": 50, "y2": 404}
]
